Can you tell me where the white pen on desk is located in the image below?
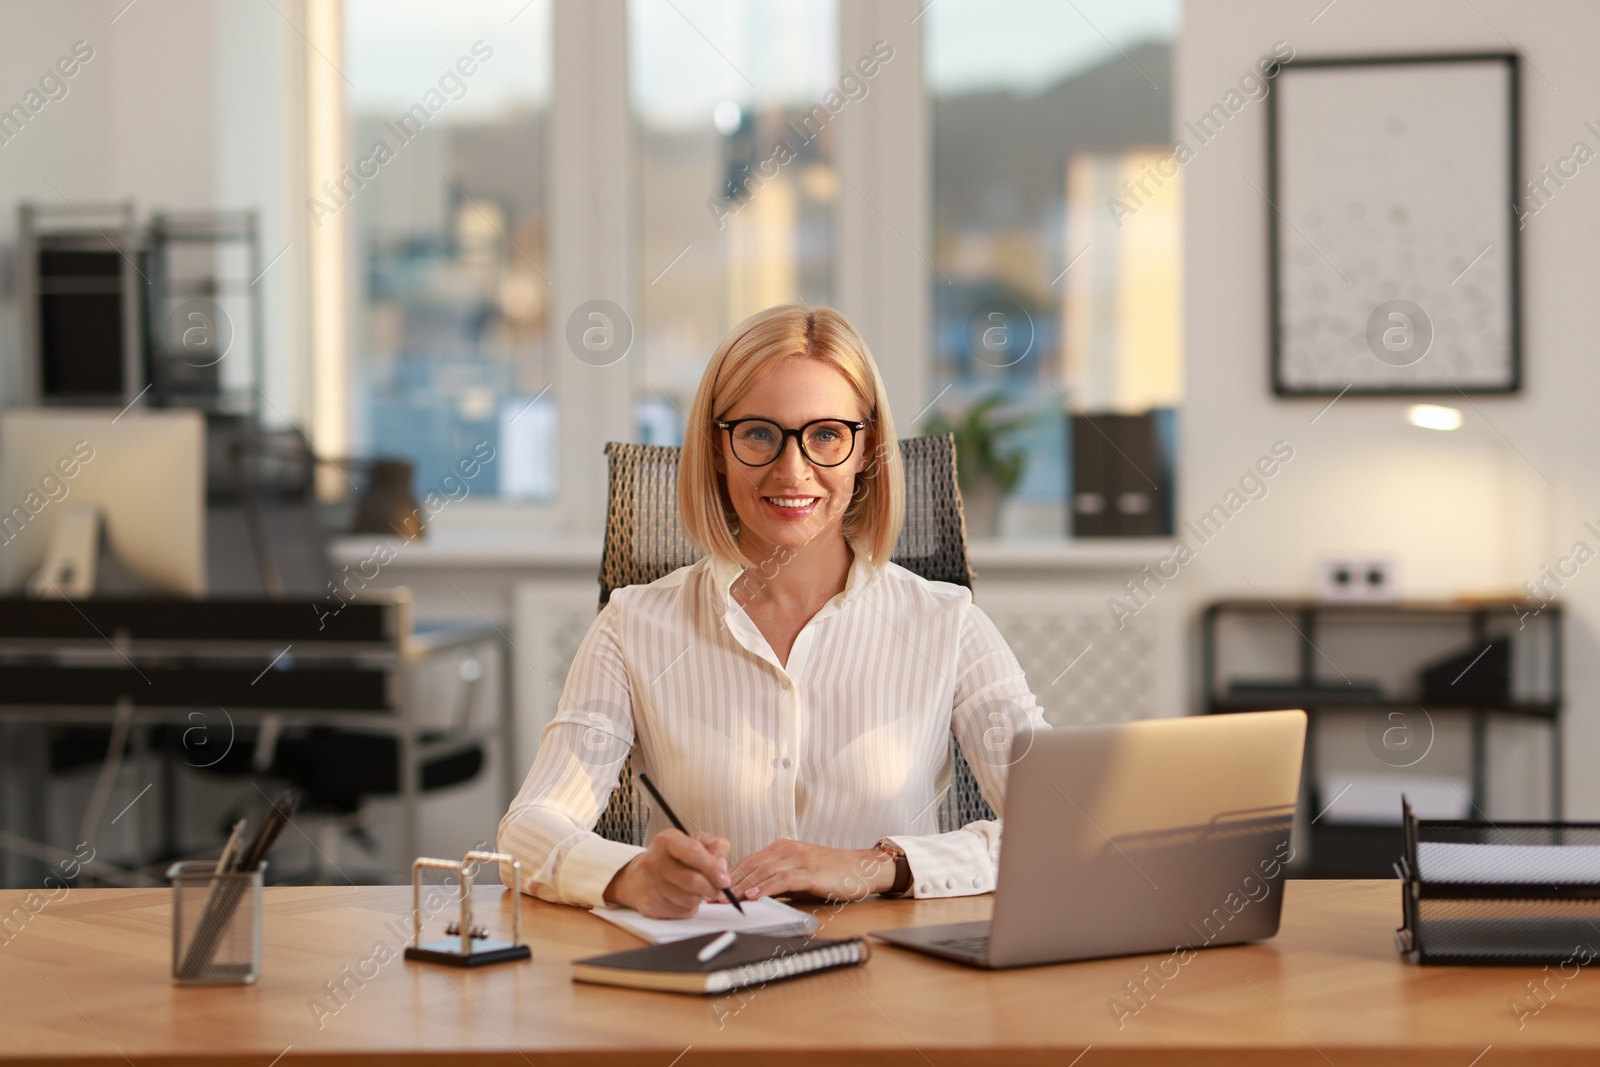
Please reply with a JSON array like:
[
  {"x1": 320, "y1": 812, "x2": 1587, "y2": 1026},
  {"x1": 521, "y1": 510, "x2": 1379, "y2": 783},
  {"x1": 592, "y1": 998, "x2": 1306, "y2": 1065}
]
[{"x1": 697, "y1": 931, "x2": 737, "y2": 963}]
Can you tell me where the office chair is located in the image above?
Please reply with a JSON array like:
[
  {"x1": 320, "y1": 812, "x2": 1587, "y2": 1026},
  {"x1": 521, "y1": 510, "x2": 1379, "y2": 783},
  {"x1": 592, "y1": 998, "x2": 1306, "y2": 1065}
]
[
  {"x1": 591, "y1": 433, "x2": 996, "y2": 847},
  {"x1": 263, "y1": 641, "x2": 489, "y2": 882}
]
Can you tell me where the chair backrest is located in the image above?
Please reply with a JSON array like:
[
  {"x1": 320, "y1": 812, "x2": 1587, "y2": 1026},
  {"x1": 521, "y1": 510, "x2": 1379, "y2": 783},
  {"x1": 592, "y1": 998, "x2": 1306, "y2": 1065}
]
[
  {"x1": 592, "y1": 434, "x2": 996, "y2": 845},
  {"x1": 598, "y1": 435, "x2": 977, "y2": 605}
]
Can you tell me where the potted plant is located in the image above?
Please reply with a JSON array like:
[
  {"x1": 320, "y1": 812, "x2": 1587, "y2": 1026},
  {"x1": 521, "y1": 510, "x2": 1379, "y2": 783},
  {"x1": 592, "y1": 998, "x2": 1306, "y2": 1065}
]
[{"x1": 924, "y1": 393, "x2": 1028, "y2": 539}]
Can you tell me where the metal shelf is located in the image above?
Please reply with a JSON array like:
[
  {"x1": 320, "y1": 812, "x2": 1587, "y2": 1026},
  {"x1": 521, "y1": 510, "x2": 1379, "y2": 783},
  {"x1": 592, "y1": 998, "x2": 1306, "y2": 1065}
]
[
  {"x1": 1210, "y1": 698, "x2": 1559, "y2": 720},
  {"x1": 1202, "y1": 598, "x2": 1564, "y2": 877},
  {"x1": 1206, "y1": 597, "x2": 1538, "y2": 615}
]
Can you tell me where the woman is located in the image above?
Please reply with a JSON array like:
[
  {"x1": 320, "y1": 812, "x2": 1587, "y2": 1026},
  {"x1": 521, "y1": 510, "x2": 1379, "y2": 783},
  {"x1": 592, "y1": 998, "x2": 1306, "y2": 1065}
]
[{"x1": 497, "y1": 304, "x2": 1047, "y2": 918}]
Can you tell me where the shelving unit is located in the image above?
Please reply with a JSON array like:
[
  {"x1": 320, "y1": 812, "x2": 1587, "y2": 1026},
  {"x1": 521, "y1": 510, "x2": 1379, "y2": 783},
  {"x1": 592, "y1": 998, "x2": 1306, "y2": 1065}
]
[
  {"x1": 141, "y1": 210, "x2": 264, "y2": 418},
  {"x1": 1202, "y1": 598, "x2": 1563, "y2": 876}
]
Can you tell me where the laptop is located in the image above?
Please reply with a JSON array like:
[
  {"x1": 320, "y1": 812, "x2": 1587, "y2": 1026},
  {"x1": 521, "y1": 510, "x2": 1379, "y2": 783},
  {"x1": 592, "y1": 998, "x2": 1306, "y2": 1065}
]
[{"x1": 871, "y1": 709, "x2": 1306, "y2": 968}]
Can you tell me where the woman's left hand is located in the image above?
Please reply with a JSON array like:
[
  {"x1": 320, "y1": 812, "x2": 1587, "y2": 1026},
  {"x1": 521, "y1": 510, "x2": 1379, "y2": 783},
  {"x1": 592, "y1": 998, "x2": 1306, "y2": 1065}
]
[{"x1": 725, "y1": 838, "x2": 894, "y2": 902}]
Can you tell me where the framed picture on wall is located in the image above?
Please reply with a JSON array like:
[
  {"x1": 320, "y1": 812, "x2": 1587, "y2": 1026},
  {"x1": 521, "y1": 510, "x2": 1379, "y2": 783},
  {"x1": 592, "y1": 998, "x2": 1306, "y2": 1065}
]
[{"x1": 1267, "y1": 53, "x2": 1520, "y2": 396}]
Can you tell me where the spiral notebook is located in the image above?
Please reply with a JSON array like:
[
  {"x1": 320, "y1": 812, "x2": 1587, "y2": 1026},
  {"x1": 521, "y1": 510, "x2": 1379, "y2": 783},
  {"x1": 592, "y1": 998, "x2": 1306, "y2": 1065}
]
[{"x1": 572, "y1": 932, "x2": 870, "y2": 995}]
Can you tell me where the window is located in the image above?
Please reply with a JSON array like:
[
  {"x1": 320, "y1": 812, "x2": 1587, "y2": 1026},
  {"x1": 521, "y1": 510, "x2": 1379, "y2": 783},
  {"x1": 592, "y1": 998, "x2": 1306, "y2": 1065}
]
[
  {"x1": 344, "y1": 0, "x2": 554, "y2": 500},
  {"x1": 629, "y1": 0, "x2": 839, "y2": 443},
  {"x1": 926, "y1": 0, "x2": 1182, "y2": 536},
  {"x1": 322, "y1": 5, "x2": 1174, "y2": 538}
]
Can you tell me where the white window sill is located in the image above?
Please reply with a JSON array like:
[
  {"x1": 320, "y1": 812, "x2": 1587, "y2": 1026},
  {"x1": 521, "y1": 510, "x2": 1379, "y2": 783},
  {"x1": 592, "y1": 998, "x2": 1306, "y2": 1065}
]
[
  {"x1": 968, "y1": 538, "x2": 1172, "y2": 572},
  {"x1": 329, "y1": 533, "x2": 602, "y2": 570},
  {"x1": 329, "y1": 533, "x2": 1170, "y2": 574}
]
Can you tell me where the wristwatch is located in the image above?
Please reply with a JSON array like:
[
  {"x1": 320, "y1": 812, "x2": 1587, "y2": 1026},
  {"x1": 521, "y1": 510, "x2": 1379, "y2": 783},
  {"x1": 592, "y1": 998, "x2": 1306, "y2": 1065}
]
[{"x1": 874, "y1": 838, "x2": 913, "y2": 898}]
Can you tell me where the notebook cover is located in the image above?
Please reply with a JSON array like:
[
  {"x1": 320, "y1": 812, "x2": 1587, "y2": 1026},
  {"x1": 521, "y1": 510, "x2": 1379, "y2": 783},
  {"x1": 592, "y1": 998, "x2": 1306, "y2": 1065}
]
[{"x1": 572, "y1": 932, "x2": 869, "y2": 995}]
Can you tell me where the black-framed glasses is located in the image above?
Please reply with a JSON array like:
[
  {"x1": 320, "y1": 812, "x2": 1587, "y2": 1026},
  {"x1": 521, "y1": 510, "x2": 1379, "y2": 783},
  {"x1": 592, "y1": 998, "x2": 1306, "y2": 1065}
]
[{"x1": 715, "y1": 417, "x2": 867, "y2": 468}]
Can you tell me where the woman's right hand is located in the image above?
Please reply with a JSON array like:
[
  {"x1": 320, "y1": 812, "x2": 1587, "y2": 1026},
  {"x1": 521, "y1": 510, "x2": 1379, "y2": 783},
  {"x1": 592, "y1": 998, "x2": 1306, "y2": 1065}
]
[{"x1": 602, "y1": 829, "x2": 733, "y2": 918}]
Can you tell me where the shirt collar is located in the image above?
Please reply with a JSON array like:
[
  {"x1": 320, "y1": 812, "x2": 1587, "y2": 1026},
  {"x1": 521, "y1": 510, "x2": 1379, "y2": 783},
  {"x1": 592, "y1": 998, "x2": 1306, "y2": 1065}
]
[{"x1": 708, "y1": 538, "x2": 885, "y2": 614}]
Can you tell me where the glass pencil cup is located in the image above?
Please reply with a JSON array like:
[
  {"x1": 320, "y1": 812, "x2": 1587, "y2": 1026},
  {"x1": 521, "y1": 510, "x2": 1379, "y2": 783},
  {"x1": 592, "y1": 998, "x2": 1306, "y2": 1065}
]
[{"x1": 168, "y1": 860, "x2": 265, "y2": 986}]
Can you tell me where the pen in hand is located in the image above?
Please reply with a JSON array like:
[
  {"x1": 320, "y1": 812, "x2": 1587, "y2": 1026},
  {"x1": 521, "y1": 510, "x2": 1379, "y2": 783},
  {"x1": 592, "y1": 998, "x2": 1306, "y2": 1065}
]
[{"x1": 636, "y1": 771, "x2": 745, "y2": 914}]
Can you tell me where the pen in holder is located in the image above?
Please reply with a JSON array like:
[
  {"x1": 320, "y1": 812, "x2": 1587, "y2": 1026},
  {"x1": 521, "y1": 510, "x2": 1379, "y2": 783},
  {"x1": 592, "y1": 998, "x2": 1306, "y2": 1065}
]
[
  {"x1": 404, "y1": 850, "x2": 530, "y2": 967},
  {"x1": 169, "y1": 860, "x2": 265, "y2": 986}
]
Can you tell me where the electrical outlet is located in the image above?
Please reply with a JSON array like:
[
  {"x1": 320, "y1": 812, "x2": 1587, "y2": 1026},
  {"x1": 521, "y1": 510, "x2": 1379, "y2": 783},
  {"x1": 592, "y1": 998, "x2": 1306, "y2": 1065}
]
[{"x1": 1317, "y1": 557, "x2": 1398, "y2": 602}]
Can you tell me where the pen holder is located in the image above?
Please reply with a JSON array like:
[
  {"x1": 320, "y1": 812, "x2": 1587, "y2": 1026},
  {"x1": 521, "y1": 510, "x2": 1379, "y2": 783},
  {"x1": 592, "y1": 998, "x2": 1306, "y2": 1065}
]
[{"x1": 168, "y1": 860, "x2": 265, "y2": 986}]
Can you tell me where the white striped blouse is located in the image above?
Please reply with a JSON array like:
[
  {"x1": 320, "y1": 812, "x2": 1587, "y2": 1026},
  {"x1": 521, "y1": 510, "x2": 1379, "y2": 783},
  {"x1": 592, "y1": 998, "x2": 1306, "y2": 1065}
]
[{"x1": 496, "y1": 544, "x2": 1050, "y2": 907}]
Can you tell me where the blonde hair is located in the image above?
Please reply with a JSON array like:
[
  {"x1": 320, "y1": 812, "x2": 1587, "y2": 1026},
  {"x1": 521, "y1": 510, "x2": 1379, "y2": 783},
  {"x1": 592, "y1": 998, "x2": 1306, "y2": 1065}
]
[{"x1": 679, "y1": 304, "x2": 904, "y2": 568}]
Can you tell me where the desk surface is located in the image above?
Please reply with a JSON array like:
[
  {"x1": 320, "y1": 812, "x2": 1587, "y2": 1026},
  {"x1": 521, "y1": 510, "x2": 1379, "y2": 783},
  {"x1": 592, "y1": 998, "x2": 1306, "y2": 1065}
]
[{"x1": 1, "y1": 880, "x2": 1593, "y2": 1066}]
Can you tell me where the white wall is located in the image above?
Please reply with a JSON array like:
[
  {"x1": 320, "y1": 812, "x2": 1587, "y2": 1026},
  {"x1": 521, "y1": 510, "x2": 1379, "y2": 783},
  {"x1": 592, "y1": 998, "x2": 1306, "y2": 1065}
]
[
  {"x1": 0, "y1": 0, "x2": 307, "y2": 422},
  {"x1": 1178, "y1": 0, "x2": 1600, "y2": 816}
]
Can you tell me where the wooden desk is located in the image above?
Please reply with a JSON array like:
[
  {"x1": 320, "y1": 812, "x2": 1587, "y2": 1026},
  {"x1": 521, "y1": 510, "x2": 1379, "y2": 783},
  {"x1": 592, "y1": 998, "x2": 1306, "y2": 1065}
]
[{"x1": 1, "y1": 880, "x2": 1594, "y2": 1065}]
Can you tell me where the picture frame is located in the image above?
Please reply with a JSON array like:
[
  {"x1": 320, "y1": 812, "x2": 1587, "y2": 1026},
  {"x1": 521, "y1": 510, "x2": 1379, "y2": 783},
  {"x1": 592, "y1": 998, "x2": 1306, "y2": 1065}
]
[{"x1": 1266, "y1": 53, "x2": 1521, "y2": 396}]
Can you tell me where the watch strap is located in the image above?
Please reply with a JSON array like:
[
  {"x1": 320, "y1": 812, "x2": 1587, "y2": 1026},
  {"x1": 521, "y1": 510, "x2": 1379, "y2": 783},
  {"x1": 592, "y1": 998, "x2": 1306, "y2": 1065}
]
[{"x1": 876, "y1": 838, "x2": 913, "y2": 898}]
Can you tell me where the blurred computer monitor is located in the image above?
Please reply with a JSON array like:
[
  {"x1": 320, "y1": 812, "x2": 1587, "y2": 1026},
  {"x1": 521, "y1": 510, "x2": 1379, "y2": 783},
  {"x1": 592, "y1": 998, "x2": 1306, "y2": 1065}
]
[{"x1": 0, "y1": 409, "x2": 206, "y2": 596}]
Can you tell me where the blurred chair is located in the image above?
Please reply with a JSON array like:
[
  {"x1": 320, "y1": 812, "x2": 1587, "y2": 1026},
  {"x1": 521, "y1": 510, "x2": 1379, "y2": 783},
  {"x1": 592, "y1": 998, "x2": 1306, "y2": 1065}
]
[
  {"x1": 591, "y1": 434, "x2": 995, "y2": 847},
  {"x1": 264, "y1": 626, "x2": 495, "y2": 882}
]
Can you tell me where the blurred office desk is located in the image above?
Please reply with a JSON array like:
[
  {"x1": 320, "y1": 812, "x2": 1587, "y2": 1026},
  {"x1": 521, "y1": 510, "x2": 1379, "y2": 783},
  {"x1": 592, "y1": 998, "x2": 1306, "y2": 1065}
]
[
  {"x1": 0, "y1": 593, "x2": 513, "y2": 881},
  {"x1": 0, "y1": 880, "x2": 1590, "y2": 1065}
]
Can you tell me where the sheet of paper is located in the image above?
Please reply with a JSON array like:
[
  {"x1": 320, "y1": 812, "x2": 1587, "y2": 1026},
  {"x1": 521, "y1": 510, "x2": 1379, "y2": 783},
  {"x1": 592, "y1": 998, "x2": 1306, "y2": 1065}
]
[
  {"x1": 1416, "y1": 841, "x2": 1600, "y2": 884},
  {"x1": 591, "y1": 895, "x2": 819, "y2": 944}
]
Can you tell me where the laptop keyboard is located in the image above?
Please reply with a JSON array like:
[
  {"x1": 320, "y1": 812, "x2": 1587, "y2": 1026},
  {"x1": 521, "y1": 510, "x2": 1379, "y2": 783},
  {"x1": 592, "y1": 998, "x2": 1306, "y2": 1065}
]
[{"x1": 930, "y1": 934, "x2": 990, "y2": 956}]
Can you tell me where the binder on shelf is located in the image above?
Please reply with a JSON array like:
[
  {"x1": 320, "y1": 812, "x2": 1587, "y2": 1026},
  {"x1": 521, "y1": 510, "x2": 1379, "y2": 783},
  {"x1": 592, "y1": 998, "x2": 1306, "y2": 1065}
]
[
  {"x1": 1419, "y1": 637, "x2": 1511, "y2": 705},
  {"x1": 1069, "y1": 410, "x2": 1173, "y2": 538}
]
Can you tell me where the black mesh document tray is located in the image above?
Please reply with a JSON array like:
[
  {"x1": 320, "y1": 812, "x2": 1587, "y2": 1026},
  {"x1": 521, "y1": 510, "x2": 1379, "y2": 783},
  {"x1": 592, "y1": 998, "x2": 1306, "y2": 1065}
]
[{"x1": 1396, "y1": 797, "x2": 1600, "y2": 965}]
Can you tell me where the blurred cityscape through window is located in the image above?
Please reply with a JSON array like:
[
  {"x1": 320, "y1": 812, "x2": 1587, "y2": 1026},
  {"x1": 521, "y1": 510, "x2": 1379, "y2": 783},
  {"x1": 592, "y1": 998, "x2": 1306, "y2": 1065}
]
[
  {"x1": 630, "y1": 0, "x2": 839, "y2": 445},
  {"x1": 345, "y1": 0, "x2": 554, "y2": 501},
  {"x1": 927, "y1": 0, "x2": 1181, "y2": 534},
  {"x1": 339, "y1": 0, "x2": 1177, "y2": 527}
]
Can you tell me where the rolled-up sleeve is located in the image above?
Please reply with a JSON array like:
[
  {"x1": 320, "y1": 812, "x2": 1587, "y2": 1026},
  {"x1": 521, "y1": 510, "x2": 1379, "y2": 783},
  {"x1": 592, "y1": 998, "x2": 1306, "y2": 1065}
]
[
  {"x1": 884, "y1": 598, "x2": 1049, "y2": 898},
  {"x1": 496, "y1": 602, "x2": 645, "y2": 907}
]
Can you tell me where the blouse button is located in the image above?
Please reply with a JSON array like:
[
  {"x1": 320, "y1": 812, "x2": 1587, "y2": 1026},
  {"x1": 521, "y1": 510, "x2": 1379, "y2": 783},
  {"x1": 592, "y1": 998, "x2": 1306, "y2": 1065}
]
[
  {"x1": 944, "y1": 877, "x2": 953, "y2": 890},
  {"x1": 781, "y1": 757, "x2": 793, "y2": 769},
  {"x1": 918, "y1": 883, "x2": 930, "y2": 895},
  {"x1": 971, "y1": 876, "x2": 981, "y2": 888}
]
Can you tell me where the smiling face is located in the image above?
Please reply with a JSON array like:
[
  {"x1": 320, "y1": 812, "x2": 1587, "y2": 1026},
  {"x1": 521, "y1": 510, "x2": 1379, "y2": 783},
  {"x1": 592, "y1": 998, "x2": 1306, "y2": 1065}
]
[{"x1": 716, "y1": 357, "x2": 872, "y2": 562}]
